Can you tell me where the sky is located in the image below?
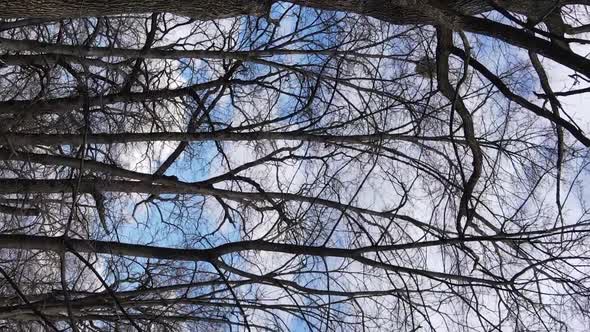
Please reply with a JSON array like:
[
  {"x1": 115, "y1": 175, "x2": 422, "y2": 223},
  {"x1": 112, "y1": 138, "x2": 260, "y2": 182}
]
[{"x1": 41, "y1": 5, "x2": 590, "y2": 331}]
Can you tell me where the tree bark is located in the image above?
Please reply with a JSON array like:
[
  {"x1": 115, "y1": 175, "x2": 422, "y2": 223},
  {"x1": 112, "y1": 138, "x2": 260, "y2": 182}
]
[
  {"x1": 0, "y1": 131, "x2": 462, "y2": 146},
  {"x1": 0, "y1": 78, "x2": 227, "y2": 116},
  {"x1": 0, "y1": 233, "x2": 508, "y2": 284},
  {"x1": 0, "y1": 0, "x2": 267, "y2": 19},
  {"x1": 0, "y1": 0, "x2": 582, "y2": 20},
  {"x1": 0, "y1": 178, "x2": 437, "y2": 231},
  {"x1": 3, "y1": 1, "x2": 590, "y2": 80}
]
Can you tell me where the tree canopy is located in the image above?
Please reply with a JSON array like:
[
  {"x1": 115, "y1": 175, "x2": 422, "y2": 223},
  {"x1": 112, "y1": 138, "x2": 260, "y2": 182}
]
[{"x1": 1, "y1": 1, "x2": 590, "y2": 331}]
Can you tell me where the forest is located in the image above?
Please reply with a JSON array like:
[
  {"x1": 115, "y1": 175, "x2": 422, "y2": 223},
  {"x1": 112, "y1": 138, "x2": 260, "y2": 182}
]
[{"x1": 1, "y1": 0, "x2": 590, "y2": 331}]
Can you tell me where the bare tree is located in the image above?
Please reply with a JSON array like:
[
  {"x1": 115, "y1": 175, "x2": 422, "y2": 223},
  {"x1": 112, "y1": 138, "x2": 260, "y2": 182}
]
[{"x1": 0, "y1": 1, "x2": 590, "y2": 331}]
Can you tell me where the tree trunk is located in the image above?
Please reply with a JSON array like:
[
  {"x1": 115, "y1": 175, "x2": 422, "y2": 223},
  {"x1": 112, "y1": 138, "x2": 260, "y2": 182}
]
[
  {"x1": 0, "y1": 0, "x2": 581, "y2": 21},
  {"x1": 0, "y1": 0, "x2": 267, "y2": 19},
  {"x1": 3, "y1": 1, "x2": 590, "y2": 80}
]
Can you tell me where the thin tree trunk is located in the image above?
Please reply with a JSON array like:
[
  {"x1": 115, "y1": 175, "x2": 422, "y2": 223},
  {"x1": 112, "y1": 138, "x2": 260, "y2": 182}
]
[
  {"x1": 0, "y1": 78, "x2": 228, "y2": 116},
  {"x1": 0, "y1": 131, "x2": 462, "y2": 146},
  {"x1": 0, "y1": 233, "x2": 508, "y2": 284},
  {"x1": 0, "y1": 178, "x2": 437, "y2": 231}
]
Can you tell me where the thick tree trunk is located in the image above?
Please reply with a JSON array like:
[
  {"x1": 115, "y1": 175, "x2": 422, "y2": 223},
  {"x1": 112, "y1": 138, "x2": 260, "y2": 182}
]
[
  {"x1": 0, "y1": 0, "x2": 581, "y2": 21},
  {"x1": 3, "y1": 1, "x2": 590, "y2": 79},
  {"x1": 0, "y1": 0, "x2": 267, "y2": 19}
]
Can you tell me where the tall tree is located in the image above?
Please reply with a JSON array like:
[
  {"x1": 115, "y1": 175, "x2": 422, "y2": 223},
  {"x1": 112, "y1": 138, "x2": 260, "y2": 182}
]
[{"x1": 1, "y1": 1, "x2": 590, "y2": 331}]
